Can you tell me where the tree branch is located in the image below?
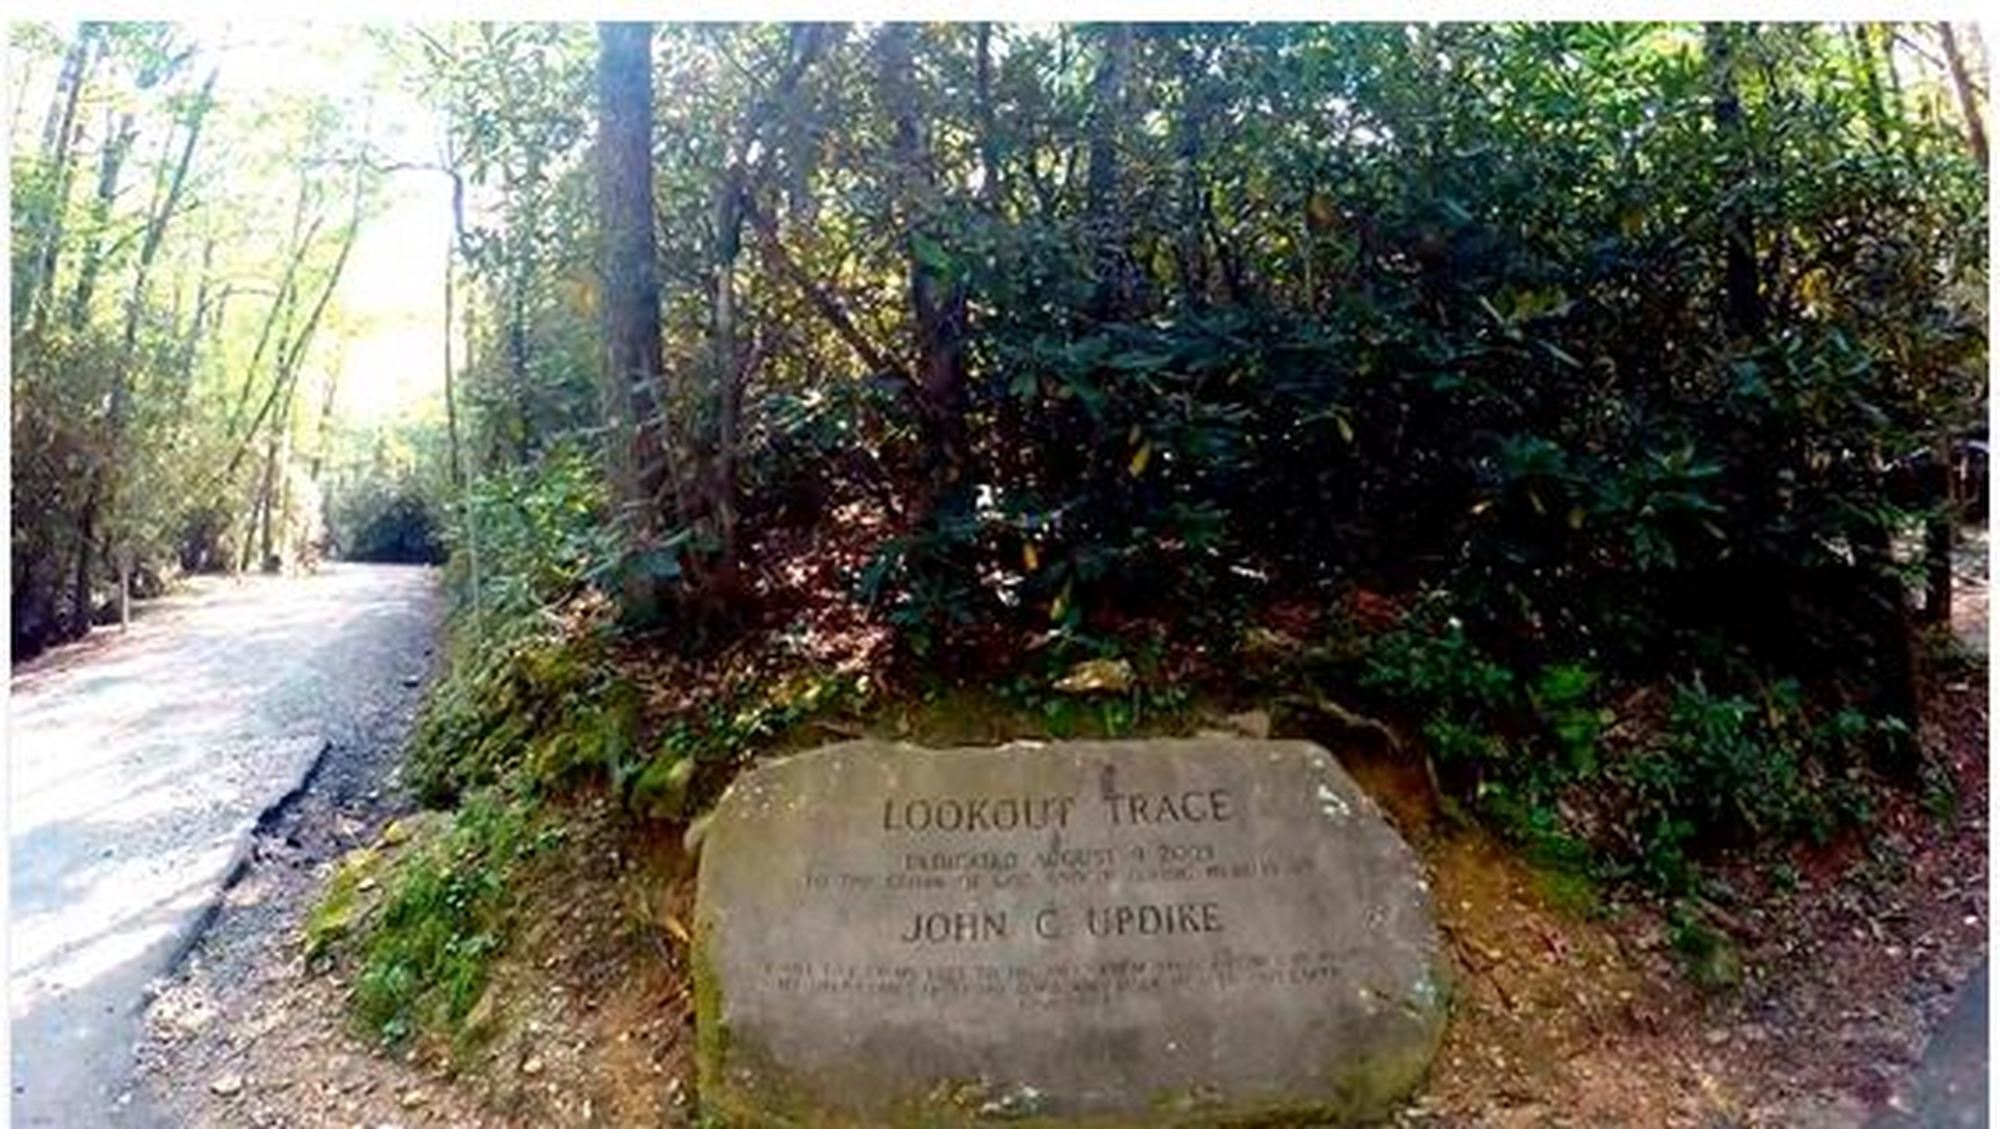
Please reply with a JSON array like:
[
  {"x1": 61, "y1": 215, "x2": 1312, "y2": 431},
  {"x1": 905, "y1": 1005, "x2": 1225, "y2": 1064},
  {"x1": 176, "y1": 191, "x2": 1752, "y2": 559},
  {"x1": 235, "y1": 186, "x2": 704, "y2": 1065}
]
[{"x1": 741, "y1": 193, "x2": 903, "y2": 380}]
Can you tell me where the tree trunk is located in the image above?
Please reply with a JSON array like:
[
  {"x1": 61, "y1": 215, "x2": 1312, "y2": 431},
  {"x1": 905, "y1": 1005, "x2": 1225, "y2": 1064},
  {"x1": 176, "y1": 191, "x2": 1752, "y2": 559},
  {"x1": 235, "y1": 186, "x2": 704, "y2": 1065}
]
[
  {"x1": 1923, "y1": 436, "x2": 1957, "y2": 624},
  {"x1": 117, "y1": 546, "x2": 130, "y2": 630},
  {"x1": 1706, "y1": 23, "x2": 1764, "y2": 341},
  {"x1": 506, "y1": 256, "x2": 531, "y2": 461},
  {"x1": 594, "y1": 21, "x2": 671, "y2": 614},
  {"x1": 709, "y1": 164, "x2": 743, "y2": 563},
  {"x1": 1085, "y1": 23, "x2": 1134, "y2": 321},
  {"x1": 1851, "y1": 22, "x2": 1892, "y2": 148},
  {"x1": 1174, "y1": 39, "x2": 1210, "y2": 309},
  {"x1": 443, "y1": 172, "x2": 465, "y2": 491},
  {"x1": 9, "y1": 48, "x2": 39, "y2": 143},
  {"x1": 117, "y1": 69, "x2": 219, "y2": 373},
  {"x1": 166, "y1": 234, "x2": 220, "y2": 442},
  {"x1": 22, "y1": 23, "x2": 97, "y2": 339},
  {"x1": 1937, "y1": 22, "x2": 1989, "y2": 166},
  {"x1": 743, "y1": 195, "x2": 899, "y2": 378},
  {"x1": 224, "y1": 171, "x2": 362, "y2": 485},
  {"x1": 446, "y1": 162, "x2": 482, "y2": 630},
  {"x1": 229, "y1": 204, "x2": 322, "y2": 441},
  {"x1": 879, "y1": 23, "x2": 969, "y2": 500},
  {"x1": 66, "y1": 110, "x2": 136, "y2": 332},
  {"x1": 698, "y1": 24, "x2": 826, "y2": 570},
  {"x1": 975, "y1": 24, "x2": 1004, "y2": 212},
  {"x1": 308, "y1": 357, "x2": 342, "y2": 483},
  {"x1": 70, "y1": 64, "x2": 215, "y2": 635}
]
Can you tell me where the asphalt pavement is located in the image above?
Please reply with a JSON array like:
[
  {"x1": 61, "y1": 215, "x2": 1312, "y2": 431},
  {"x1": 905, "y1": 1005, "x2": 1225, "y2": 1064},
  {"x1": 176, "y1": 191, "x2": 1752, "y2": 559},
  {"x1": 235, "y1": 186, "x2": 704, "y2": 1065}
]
[{"x1": 7, "y1": 564, "x2": 440, "y2": 1126}]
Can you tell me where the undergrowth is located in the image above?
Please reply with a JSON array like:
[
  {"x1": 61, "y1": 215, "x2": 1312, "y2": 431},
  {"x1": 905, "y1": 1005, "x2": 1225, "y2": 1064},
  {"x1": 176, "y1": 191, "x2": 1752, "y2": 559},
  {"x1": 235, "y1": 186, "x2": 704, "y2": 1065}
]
[
  {"x1": 314, "y1": 608, "x2": 873, "y2": 1048},
  {"x1": 321, "y1": 520, "x2": 1967, "y2": 1042},
  {"x1": 1339, "y1": 598, "x2": 1931, "y2": 987},
  {"x1": 305, "y1": 785, "x2": 559, "y2": 1049}
]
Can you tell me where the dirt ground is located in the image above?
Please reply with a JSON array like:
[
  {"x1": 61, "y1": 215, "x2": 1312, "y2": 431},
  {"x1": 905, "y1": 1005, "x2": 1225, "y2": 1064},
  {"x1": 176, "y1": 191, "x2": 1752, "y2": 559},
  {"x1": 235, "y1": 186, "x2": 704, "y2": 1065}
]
[{"x1": 137, "y1": 787, "x2": 695, "y2": 1128}]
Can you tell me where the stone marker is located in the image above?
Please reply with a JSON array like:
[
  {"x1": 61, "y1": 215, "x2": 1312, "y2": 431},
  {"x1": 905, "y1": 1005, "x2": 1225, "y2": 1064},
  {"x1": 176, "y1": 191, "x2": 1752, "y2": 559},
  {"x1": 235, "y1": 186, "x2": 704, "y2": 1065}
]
[{"x1": 694, "y1": 738, "x2": 1448, "y2": 1127}]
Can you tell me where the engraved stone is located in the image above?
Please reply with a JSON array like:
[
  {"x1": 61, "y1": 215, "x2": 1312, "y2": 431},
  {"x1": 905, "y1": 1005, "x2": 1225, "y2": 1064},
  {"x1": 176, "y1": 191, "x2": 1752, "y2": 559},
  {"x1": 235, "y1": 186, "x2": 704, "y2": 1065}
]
[{"x1": 693, "y1": 738, "x2": 1449, "y2": 1126}]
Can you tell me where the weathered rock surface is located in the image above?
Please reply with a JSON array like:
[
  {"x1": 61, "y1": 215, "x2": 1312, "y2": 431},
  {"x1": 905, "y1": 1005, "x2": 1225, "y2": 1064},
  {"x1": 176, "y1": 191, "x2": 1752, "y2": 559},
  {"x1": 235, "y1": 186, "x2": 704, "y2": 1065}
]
[{"x1": 694, "y1": 737, "x2": 1449, "y2": 1126}]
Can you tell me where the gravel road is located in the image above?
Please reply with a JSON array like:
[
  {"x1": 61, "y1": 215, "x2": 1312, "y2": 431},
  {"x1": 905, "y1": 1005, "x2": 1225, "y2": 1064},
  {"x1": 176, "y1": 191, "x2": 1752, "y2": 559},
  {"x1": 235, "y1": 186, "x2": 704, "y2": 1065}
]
[{"x1": 8, "y1": 564, "x2": 441, "y2": 1126}]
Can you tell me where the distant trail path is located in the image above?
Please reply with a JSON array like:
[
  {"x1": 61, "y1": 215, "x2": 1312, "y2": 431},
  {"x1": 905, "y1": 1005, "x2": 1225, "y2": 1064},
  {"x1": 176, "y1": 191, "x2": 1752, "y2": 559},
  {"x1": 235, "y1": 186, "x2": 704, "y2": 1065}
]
[{"x1": 7, "y1": 564, "x2": 441, "y2": 1127}]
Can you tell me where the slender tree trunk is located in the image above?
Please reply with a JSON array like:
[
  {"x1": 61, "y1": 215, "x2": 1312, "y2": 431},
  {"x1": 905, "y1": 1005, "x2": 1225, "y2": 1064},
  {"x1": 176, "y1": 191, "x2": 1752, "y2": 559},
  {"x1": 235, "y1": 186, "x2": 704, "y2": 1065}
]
[
  {"x1": 975, "y1": 24, "x2": 1004, "y2": 212},
  {"x1": 308, "y1": 362, "x2": 342, "y2": 483},
  {"x1": 1851, "y1": 22, "x2": 1892, "y2": 148},
  {"x1": 224, "y1": 169, "x2": 362, "y2": 483},
  {"x1": 71, "y1": 65, "x2": 217, "y2": 634},
  {"x1": 442, "y1": 164, "x2": 484, "y2": 633},
  {"x1": 229, "y1": 209, "x2": 322, "y2": 441},
  {"x1": 23, "y1": 23, "x2": 97, "y2": 339},
  {"x1": 594, "y1": 21, "x2": 671, "y2": 617},
  {"x1": 117, "y1": 545, "x2": 130, "y2": 630},
  {"x1": 247, "y1": 445, "x2": 276, "y2": 572},
  {"x1": 1174, "y1": 40, "x2": 1210, "y2": 309},
  {"x1": 709, "y1": 165, "x2": 743, "y2": 563},
  {"x1": 743, "y1": 195, "x2": 899, "y2": 377},
  {"x1": 118, "y1": 68, "x2": 219, "y2": 372},
  {"x1": 167, "y1": 234, "x2": 220, "y2": 441},
  {"x1": 1706, "y1": 23, "x2": 1764, "y2": 341},
  {"x1": 443, "y1": 174, "x2": 464, "y2": 492},
  {"x1": 1922, "y1": 436, "x2": 1958, "y2": 623},
  {"x1": 507, "y1": 257, "x2": 530, "y2": 460},
  {"x1": 66, "y1": 110, "x2": 137, "y2": 332},
  {"x1": 1872, "y1": 23, "x2": 1921, "y2": 166},
  {"x1": 9, "y1": 51, "x2": 38, "y2": 144},
  {"x1": 1085, "y1": 23, "x2": 1134, "y2": 322},
  {"x1": 879, "y1": 23, "x2": 969, "y2": 500},
  {"x1": 1938, "y1": 22, "x2": 1988, "y2": 166},
  {"x1": 697, "y1": 24, "x2": 825, "y2": 570}
]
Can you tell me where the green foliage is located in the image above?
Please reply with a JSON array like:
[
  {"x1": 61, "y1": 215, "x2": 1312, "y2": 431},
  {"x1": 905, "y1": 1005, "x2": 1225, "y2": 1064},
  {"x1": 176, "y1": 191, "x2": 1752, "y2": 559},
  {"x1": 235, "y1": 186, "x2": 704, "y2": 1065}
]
[
  {"x1": 856, "y1": 507, "x2": 988, "y2": 656},
  {"x1": 833, "y1": 23, "x2": 1983, "y2": 694},
  {"x1": 622, "y1": 671, "x2": 865, "y2": 819},
  {"x1": 444, "y1": 441, "x2": 622, "y2": 633},
  {"x1": 1357, "y1": 608, "x2": 1905, "y2": 897},
  {"x1": 322, "y1": 416, "x2": 453, "y2": 565},
  {"x1": 996, "y1": 669, "x2": 1197, "y2": 741},
  {"x1": 407, "y1": 625, "x2": 626, "y2": 805},
  {"x1": 1615, "y1": 681, "x2": 1895, "y2": 892},
  {"x1": 333, "y1": 486, "x2": 443, "y2": 563},
  {"x1": 340, "y1": 787, "x2": 559, "y2": 1046}
]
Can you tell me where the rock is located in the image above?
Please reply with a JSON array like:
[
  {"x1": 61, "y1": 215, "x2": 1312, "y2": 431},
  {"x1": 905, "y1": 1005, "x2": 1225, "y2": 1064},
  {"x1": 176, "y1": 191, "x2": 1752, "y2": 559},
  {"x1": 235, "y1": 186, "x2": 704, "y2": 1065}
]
[
  {"x1": 1223, "y1": 709, "x2": 1272, "y2": 740},
  {"x1": 694, "y1": 738, "x2": 1448, "y2": 1126},
  {"x1": 522, "y1": 1055, "x2": 544, "y2": 1077},
  {"x1": 398, "y1": 1089, "x2": 427, "y2": 1109},
  {"x1": 209, "y1": 1073, "x2": 243, "y2": 1097},
  {"x1": 1052, "y1": 658, "x2": 1133, "y2": 695}
]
